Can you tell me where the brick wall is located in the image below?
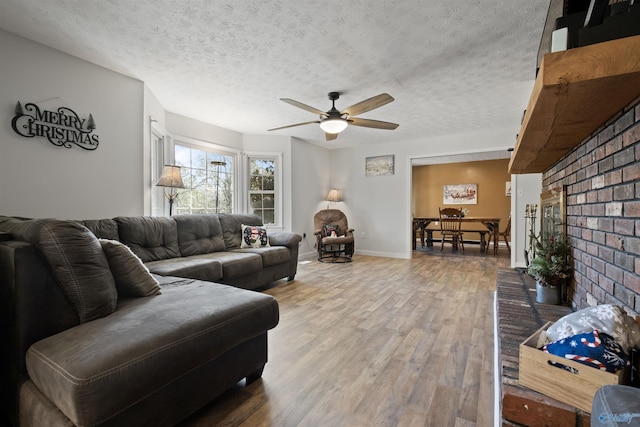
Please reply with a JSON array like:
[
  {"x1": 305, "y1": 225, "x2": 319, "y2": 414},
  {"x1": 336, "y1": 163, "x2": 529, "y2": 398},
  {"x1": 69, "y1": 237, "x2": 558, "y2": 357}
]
[{"x1": 542, "y1": 97, "x2": 640, "y2": 314}]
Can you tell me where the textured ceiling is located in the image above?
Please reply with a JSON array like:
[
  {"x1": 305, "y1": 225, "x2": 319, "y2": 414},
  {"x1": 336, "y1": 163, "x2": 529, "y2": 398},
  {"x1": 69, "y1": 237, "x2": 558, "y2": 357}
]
[{"x1": 0, "y1": 0, "x2": 548, "y2": 149}]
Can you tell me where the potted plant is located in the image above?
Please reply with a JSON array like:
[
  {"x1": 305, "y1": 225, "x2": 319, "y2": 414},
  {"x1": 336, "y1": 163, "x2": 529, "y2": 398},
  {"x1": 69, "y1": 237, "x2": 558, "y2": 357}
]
[{"x1": 527, "y1": 232, "x2": 571, "y2": 304}]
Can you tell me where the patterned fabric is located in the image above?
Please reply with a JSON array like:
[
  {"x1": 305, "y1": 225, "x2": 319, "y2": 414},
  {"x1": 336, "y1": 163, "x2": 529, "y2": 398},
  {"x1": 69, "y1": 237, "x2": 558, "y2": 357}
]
[
  {"x1": 241, "y1": 224, "x2": 270, "y2": 248},
  {"x1": 543, "y1": 330, "x2": 628, "y2": 373},
  {"x1": 545, "y1": 304, "x2": 640, "y2": 353},
  {"x1": 324, "y1": 224, "x2": 339, "y2": 237}
]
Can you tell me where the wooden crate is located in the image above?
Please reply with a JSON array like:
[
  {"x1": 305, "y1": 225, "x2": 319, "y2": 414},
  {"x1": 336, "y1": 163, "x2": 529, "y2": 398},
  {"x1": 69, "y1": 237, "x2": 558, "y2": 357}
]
[{"x1": 519, "y1": 322, "x2": 627, "y2": 413}]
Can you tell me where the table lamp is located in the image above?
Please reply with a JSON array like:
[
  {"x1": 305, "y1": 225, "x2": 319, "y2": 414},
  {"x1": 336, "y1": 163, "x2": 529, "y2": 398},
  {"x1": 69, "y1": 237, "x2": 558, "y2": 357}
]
[{"x1": 326, "y1": 188, "x2": 341, "y2": 209}]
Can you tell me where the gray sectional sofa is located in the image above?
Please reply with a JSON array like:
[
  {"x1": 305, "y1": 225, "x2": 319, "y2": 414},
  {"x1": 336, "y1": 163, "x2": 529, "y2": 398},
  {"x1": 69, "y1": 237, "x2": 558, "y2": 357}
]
[{"x1": 0, "y1": 213, "x2": 301, "y2": 426}]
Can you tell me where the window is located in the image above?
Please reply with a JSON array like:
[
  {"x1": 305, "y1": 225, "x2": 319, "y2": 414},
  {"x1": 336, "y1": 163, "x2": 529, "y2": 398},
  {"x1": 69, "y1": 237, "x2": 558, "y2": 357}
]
[
  {"x1": 174, "y1": 142, "x2": 234, "y2": 214},
  {"x1": 248, "y1": 156, "x2": 278, "y2": 225}
]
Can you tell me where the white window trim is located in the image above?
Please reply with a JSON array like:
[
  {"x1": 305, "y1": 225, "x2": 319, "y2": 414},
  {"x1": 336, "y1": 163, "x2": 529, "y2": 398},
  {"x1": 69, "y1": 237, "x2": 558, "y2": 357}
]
[
  {"x1": 150, "y1": 119, "x2": 171, "y2": 216},
  {"x1": 172, "y1": 134, "x2": 242, "y2": 214},
  {"x1": 244, "y1": 151, "x2": 283, "y2": 230}
]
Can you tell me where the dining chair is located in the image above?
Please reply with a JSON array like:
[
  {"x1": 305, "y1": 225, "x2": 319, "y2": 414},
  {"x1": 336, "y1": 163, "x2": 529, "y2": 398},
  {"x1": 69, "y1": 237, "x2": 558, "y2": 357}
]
[
  {"x1": 438, "y1": 207, "x2": 464, "y2": 252},
  {"x1": 488, "y1": 216, "x2": 511, "y2": 252}
]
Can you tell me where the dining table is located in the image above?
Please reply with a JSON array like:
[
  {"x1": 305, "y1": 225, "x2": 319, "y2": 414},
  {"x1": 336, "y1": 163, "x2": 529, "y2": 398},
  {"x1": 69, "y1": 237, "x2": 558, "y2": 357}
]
[{"x1": 412, "y1": 216, "x2": 501, "y2": 254}]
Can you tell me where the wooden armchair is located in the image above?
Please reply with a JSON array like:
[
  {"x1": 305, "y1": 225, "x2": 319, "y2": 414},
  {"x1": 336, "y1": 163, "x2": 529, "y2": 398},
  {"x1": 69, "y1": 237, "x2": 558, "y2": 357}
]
[
  {"x1": 313, "y1": 209, "x2": 355, "y2": 262},
  {"x1": 439, "y1": 207, "x2": 464, "y2": 252}
]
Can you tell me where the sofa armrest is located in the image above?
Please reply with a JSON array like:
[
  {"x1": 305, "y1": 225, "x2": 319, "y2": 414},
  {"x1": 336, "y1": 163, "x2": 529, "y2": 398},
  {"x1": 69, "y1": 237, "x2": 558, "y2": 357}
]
[
  {"x1": 0, "y1": 241, "x2": 79, "y2": 425},
  {"x1": 266, "y1": 232, "x2": 301, "y2": 281},
  {"x1": 268, "y1": 231, "x2": 302, "y2": 248}
]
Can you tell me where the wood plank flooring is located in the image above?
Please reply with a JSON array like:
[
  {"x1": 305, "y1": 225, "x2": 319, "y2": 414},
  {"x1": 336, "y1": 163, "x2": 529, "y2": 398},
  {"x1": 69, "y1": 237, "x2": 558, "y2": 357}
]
[{"x1": 180, "y1": 245, "x2": 511, "y2": 427}]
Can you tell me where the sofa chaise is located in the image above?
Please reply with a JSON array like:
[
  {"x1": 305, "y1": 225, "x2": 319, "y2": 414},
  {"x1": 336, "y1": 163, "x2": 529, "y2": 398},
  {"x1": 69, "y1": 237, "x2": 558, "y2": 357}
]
[{"x1": 0, "y1": 213, "x2": 301, "y2": 426}]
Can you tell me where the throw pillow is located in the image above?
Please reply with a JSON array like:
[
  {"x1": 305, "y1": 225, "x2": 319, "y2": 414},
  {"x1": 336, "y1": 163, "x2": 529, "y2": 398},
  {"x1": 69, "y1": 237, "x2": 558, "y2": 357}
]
[
  {"x1": 324, "y1": 224, "x2": 339, "y2": 237},
  {"x1": 31, "y1": 220, "x2": 117, "y2": 323},
  {"x1": 545, "y1": 304, "x2": 640, "y2": 353},
  {"x1": 99, "y1": 239, "x2": 161, "y2": 297},
  {"x1": 241, "y1": 224, "x2": 270, "y2": 248},
  {"x1": 543, "y1": 330, "x2": 628, "y2": 373}
]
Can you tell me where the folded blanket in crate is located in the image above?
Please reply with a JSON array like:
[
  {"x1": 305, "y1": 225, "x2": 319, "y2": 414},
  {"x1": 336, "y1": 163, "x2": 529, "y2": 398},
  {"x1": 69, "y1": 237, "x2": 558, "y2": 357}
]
[{"x1": 542, "y1": 330, "x2": 628, "y2": 373}]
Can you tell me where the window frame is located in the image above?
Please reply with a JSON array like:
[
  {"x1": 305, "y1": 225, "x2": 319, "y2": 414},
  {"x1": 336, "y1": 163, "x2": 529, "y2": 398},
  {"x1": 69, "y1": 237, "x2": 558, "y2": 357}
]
[
  {"x1": 245, "y1": 152, "x2": 283, "y2": 229},
  {"x1": 171, "y1": 135, "x2": 241, "y2": 215}
]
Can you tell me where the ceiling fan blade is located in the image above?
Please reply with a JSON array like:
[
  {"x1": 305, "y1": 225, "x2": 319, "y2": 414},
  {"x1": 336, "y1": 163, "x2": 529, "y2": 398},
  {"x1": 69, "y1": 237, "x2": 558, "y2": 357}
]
[
  {"x1": 268, "y1": 121, "x2": 319, "y2": 131},
  {"x1": 341, "y1": 93, "x2": 394, "y2": 117},
  {"x1": 350, "y1": 117, "x2": 399, "y2": 130},
  {"x1": 325, "y1": 132, "x2": 339, "y2": 141},
  {"x1": 280, "y1": 98, "x2": 328, "y2": 117}
]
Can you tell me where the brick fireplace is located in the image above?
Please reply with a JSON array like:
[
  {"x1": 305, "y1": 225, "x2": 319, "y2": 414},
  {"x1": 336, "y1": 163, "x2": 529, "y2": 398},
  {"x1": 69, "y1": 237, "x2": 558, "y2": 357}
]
[{"x1": 542, "y1": 97, "x2": 640, "y2": 315}]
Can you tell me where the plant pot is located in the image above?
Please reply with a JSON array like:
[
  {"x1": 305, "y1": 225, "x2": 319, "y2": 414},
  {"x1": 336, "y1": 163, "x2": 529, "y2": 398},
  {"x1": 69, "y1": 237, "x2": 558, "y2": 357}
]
[{"x1": 535, "y1": 281, "x2": 561, "y2": 304}]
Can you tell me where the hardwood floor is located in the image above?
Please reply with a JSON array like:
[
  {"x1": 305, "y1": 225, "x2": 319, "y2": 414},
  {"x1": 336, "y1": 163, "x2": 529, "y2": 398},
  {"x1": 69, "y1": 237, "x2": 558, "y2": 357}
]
[{"x1": 180, "y1": 245, "x2": 511, "y2": 427}]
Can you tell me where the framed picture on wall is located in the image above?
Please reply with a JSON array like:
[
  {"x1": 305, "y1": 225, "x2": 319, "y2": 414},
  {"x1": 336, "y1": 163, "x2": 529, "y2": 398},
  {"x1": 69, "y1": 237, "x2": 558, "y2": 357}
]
[
  {"x1": 443, "y1": 184, "x2": 477, "y2": 204},
  {"x1": 365, "y1": 155, "x2": 394, "y2": 176}
]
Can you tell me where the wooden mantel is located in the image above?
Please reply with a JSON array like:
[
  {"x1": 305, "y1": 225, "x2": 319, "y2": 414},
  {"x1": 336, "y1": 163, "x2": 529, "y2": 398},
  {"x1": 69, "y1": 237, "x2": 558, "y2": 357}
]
[{"x1": 509, "y1": 35, "x2": 640, "y2": 174}]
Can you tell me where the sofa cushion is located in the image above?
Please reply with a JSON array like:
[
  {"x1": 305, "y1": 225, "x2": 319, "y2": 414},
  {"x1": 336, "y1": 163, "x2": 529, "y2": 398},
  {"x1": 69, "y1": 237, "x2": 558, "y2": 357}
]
[
  {"x1": 115, "y1": 216, "x2": 180, "y2": 262},
  {"x1": 144, "y1": 257, "x2": 224, "y2": 282},
  {"x1": 80, "y1": 218, "x2": 119, "y2": 240},
  {"x1": 192, "y1": 251, "x2": 263, "y2": 278},
  {"x1": 173, "y1": 214, "x2": 226, "y2": 256},
  {"x1": 218, "y1": 213, "x2": 263, "y2": 249},
  {"x1": 99, "y1": 239, "x2": 161, "y2": 297},
  {"x1": 231, "y1": 246, "x2": 291, "y2": 267},
  {"x1": 241, "y1": 224, "x2": 270, "y2": 248},
  {"x1": 324, "y1": 223, "x2": 340, "y2": 237},
  {"x1": 25, "y1": 280, "x2": 279, "y2": 427},
  {"x1": 0, "y1": 218, "x2": 117, "y2": 323}
]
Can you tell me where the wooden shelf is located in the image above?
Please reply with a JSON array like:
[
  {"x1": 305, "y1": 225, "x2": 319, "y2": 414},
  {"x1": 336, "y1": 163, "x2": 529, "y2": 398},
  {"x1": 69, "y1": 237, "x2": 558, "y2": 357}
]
[{"x1": 509, "y1": 35, "x2": 640, "y2": 174}]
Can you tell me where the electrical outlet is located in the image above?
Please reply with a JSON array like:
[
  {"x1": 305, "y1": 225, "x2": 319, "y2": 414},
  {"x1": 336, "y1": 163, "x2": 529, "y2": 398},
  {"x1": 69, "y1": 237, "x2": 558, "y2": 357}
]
[{"x1": 303, "y1": 233, "x2": 306, "y2": 239}]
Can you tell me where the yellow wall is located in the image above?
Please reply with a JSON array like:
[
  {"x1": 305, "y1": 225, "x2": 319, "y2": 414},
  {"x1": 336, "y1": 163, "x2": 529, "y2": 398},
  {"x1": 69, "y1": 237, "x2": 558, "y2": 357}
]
[{"x1": 412, "y1": 159, "x2": 511, "y2": 233}]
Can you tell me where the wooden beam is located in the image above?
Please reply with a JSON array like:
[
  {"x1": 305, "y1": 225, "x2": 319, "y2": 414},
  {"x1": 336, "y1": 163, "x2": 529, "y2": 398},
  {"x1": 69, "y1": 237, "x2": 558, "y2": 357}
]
[{"x1": 509, "y1": 35, "x2": 640, "y2": 174}]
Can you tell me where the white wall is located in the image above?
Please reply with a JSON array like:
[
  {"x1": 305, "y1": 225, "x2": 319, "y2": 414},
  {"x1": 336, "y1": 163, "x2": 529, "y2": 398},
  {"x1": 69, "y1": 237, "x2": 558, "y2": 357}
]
[
  {"x1": 291, "y1": 138, "x2": 331, "y2": 257},
  {"x1": 0, "y1": 30, "x2": 144, "y2": 219},
  {"x1": 166, "y1": 112, "x2": 243, "y2": 150},
  {"x1": 330, "y1": 128, "x2": 520, "y2": 258}
]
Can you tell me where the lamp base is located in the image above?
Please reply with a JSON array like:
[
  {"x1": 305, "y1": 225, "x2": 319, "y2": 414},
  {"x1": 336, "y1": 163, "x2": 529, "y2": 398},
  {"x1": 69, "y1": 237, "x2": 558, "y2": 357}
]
[{"x1": 164, "y1": 191, "x2": 179, "y2": 216}]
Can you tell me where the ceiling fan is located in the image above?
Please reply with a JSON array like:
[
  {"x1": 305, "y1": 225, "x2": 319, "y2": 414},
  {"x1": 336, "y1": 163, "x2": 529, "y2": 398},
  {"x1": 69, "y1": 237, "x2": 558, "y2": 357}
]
[{"x1": 268, "y1": 92, "x2": 399, "y2": 141}]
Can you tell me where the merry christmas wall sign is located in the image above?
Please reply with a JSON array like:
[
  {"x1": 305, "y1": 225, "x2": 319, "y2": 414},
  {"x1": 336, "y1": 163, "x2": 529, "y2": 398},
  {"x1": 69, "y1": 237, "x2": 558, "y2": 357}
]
[{"x1": 11, "y1": 101, "x2": 99, "y2": 150}]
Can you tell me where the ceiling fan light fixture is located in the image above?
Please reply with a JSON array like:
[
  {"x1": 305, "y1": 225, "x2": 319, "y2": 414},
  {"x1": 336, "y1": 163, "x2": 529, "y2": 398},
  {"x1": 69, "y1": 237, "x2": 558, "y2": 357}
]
[
  {"x1": 319, "y1": 118, "x2": 348, "y2": 134},
  {"x1": 270, "y1": 92, "x2": 397, "y2": 140}
]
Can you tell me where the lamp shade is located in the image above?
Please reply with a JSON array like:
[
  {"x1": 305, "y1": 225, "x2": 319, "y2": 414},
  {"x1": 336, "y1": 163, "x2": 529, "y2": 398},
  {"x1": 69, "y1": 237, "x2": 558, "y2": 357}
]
[
  {"x1": 319, "y1": 118, "x2": 348, "y2": 134},
  {"x1": 326, "y1": 188, "x2": 342, "y2": 202},
  {"x1": 156, "y1": 165, "x2": 185, "y2": 188}
]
